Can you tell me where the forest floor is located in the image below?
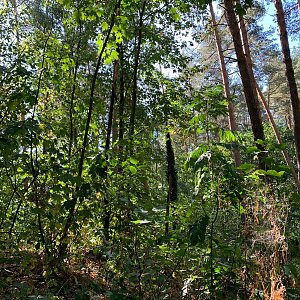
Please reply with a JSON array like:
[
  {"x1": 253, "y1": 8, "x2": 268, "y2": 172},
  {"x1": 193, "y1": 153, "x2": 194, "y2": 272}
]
[{"x1": 0, "y1": 249, "x2": 110, "y2": 300}]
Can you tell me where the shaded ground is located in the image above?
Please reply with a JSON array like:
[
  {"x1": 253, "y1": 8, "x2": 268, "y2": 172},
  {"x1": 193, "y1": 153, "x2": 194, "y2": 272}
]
[{"x1": 0, "y1": 249, "x2": 109, "y2": 300}]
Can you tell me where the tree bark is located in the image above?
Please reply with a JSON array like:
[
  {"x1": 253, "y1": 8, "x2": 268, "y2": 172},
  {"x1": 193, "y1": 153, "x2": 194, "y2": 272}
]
[
  {"x1": 274, "y1": 0, "x2": 300, "y2": 177},
  {"x1": 103, "y1": 59, "x2": 119, "y2": 241},
  {"x1": 68, "y1": 23, "x2": 82, "y2": 165},
  {"x1": 165, "y1": 132, "x2": 177, "y2": 235},
  {"x1": 224, "y1": 0, "x2": 266, "y2": 169},
  {"x1": 129, "y1": 0, "x2": 147, "y2": 138},
  {"x1": 238, "y1": 12, "x2": 299, "y2": 186},
  {"x1": 105, "y1": 60, "x2": 119, "y2": 154},
  {"x1": 118, "y1": 44, "x2": 125, "y2": 153},
  {"x1": 209, "y1": 3, "x2": 241, "y2": 167}
]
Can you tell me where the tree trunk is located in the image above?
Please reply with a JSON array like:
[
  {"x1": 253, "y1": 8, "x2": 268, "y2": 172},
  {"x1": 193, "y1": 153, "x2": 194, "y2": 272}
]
[
  {"x1": 165, "y1": 132, "x2": 177, "y2": 235},
  {"x1": 58, "y1": 1, "x2": 119, "y2": 257},
  {"x1": 103, "y1": 59, "x2": 119, "y2": 241},
  {"x1": 129, "y1": 0, "x2": 147, "y2": 138},
  {"x1": 11, "y1": 0, "x2": 20, "y2": 44},
  {"x1": 257, "y1": 86, "x2": 300, "y2": 187},
  {"x1": 224, "y1": 0, "x2": 266, "y2": 169},
  {"x1": 118, "y1": 44, "x2": 125, "y2": 155},
  {"x1": 68, "y1": 23, "x2": 82, "y2": 165},
  {"x1": 209, "y1": 3, "x2": 241, "y2": 167},
  {"x1": 238, "y1": 12, "x2": 299, "y2": 186},
  {"x1": 274, "y1": 0, "x2": 300, "y2": 177},
  {"x1": 105, "y1": 60, "x2": 119, "y2": 154}
]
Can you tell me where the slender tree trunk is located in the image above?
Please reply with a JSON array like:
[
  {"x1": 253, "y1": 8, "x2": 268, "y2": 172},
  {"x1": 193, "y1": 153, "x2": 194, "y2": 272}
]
[
  {"x1": 103, "y1": 59, "x2": 119, "y2": 241},
  {"x1": 105, "y1": 61, "x2": 119, "y2": 154},
  {"x1": 267, "y1": 80, "x2": 271, "y2": 108},
  {"x1": 28, "y1": 32, "x2": 51, "y2": 256},
  {"x1": 209, "y1": 3, "x2": 241, "y2": 167},
  {"x1": 257, "y1": 86, "x2": 300, "y2": 187},
  {"x1": 129, "y1": 0, "x2": 147, "y2": 138},
  {"x1": 165, "y1": 132, "x2": 177, "y2": 235},
  {"x1": 68, "y1": 23, "x2": 82, "y2": 164},
  {"x1": 224, "y1": 0, "x2": 266, "y2": 169},
  {"x1": 11, "y1": 0, "x2": 20, "y2": 44},
  {"x1": 118, "y1": 44, "x2": 125, "y2": 153},
  {"x1": 58, "y1": 1, "x2": 119, "y2": 257},
  {"x1": 287, "y1": 107, "x2": 293, "y2": 130},
  {"x1": 112, "y1": 107, "x2": 118, "y2": 146},
  {"x1": 102, "y1": 0, "x2": 124, "y2": 241},
  {"x1": 274, "y1": 0, "x2": 300, "y2": 177}
]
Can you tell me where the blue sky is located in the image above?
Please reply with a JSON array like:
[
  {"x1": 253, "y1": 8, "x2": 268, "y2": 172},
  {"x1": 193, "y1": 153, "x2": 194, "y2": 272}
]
[{"x1": 258, "y1": 2, "x2": 299, "y2": 50}]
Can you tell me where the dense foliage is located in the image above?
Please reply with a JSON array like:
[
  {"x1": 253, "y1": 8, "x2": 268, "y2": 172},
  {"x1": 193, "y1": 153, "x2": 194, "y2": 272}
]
[{"x1": 0, "y1": 0, "x2": 299, "y2": 299}]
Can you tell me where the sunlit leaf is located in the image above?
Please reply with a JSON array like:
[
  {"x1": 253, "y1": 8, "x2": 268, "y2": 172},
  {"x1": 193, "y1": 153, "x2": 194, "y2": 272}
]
[
  {"x1": 131, "y1": 219, "x2": 151, "y2": 225},
  {"x1": 129, "y1": 165, "x2": 137, "y2": 174},
  {"x1": 129, "y1": 157, "x2": 138, "y2": 165}
]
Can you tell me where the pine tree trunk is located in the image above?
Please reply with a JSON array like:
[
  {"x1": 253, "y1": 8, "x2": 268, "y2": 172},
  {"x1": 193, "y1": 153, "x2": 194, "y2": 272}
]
[
  {"x1": 238, "y1": 12, "x2": 299, "y2": 186},
  {"x1": 209, "y1": 3, "x2": 241, "y2": 167},
  {"x1": 224, "y1": 0, "x2": 266, "y2": 169},
  {"x1": 274, "y1": 0, "x2": 300, "y2": 177}
]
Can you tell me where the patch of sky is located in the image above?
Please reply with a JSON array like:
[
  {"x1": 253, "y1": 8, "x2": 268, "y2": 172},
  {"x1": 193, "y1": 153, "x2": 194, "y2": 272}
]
[
  {"x1": 155, "y1": 1, "x2": 299, "y2": 80},
  {"x1": 258, "y1": 2, "x2": 299, "y2": 49}
]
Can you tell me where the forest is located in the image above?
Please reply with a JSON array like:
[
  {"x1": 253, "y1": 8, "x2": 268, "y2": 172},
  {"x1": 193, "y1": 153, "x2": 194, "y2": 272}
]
[{"x1": 0, "y1": 0, "x2": 299, "y2": 299}]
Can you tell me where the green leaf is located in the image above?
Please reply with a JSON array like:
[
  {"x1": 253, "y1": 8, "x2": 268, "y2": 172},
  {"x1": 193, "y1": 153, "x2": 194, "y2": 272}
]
[
  {"x1": 185, "y1": 145, "x2": 208, "y2": 169},
  {"x1": 96, "y1": 34, "x2": 103, "y2": 54},
  {"x1": 246, "y1": 146, "x2": 259, "y2": 153},
  {"x1": 115, "y1": 31, "x2": 123, "y2": 43},
  {"x1": 220, "y1": 130, "x2": 238, "y2": 142},
  {"x1": 256, "y1": 139, "x2": 265, "y2": 145},
  {"x1": 237, "y1": 163, "x2": 255, "y2": 172},
  {"x1": 253, "y1": 169, "x2": 267, "y2": 176},
  {"x1": 169, "y1": 7, "x2": 181, "y2": 21},
  {"x1": 104, "y1": 49, "x2": 119, "y2": 64},
  {"x1": 158, "y1": 245, "x2": 169, "y2": 252},
  {"x1": 102, "y1": 21, "x2": 109, "y2": 31},
  {"x1": 266, "y1": 170, "x2": 285, "y2": 177},
  {"x1": 131, "y1": 219, "x2": 151, "y2": 225},
  {"x1": 57, "y1": 0, "x2": 71, "y2": 7},
  {"x1": 61, "y1": 64, "x2": 69, "y2": 72},
  {"x1": 129, "y1": 157, "x2": 138, "y2": 165},
  {"x1": 129, "y1": 165, "x2": 137, "y2": 174},
  {"x1": 239, "y1": 205, "x2": 245, "y2": 214}
]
